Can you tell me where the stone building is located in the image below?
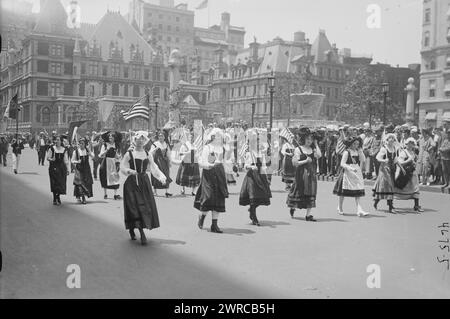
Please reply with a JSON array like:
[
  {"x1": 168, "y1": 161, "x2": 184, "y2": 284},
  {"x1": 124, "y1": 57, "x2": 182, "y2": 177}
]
[
  {"x1": 0, "y1": 0, "x2": 170, "y2": 134},
  {"x1": 418, "y1": 0, "x2": 450, "y2": 128}
]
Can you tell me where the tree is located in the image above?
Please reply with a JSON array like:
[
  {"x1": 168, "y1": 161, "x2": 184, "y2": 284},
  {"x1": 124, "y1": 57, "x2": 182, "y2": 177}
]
[{"x1": 338, "y1": 68, "x2": 385, "y2": 125}]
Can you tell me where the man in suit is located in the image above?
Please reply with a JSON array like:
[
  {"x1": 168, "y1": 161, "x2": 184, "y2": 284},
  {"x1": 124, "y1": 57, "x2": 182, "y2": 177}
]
[{"x1": 0, "y1": 134, "x2": 9, "y2": 167}]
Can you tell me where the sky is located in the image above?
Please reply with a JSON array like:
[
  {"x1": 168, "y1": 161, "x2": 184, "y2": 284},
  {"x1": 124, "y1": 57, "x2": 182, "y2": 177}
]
[{"x1": 26, "y1": 0, "x2": 422, "y2": 67}]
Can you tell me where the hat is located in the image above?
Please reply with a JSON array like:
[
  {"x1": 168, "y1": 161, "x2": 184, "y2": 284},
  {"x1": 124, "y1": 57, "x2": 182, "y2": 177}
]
[
  {"x1": 405, "y1": 137, "x2": 417, "y2": 146},
  {"x1": 206, "y1": 127, "x2": 223, "y2": 142},
  {"x1": 133, "y1": 131, "x2": 150, "y2": 145},
  {"x1": 344, "y1": 136, "x2": 361, "y2": 148}
]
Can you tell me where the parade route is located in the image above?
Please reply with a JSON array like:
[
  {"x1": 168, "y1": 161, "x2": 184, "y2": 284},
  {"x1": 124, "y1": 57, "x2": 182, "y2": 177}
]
[{"x1": 1, "y1": 148, "x2": 450, "y2": 298}]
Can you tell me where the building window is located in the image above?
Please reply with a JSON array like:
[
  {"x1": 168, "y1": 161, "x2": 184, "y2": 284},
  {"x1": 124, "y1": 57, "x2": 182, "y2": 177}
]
[
  {"x1": 50, "y1": 63, "x2": 62, "y2": 75},
  {"x1": 429, "y1": 80, "x2": 436, "y2": 97},
  {"x1": 112, "y1": 83, "x2": 119, "y2": 96},
  {"x1": 132, "y1": 66, "x2": 141, "y2": 79},
  {"x1": 176, "y1": 16, "x2": 180, "y2": 22},
  {"x1": 424, "y1": 31, "x2": 430, "y2": 47},
  {"x1": 144, "y1": 69, "x2": 150, "y2": 80},
  {"x1": 336, "y1": 69, "x2": 340, "y2": 79},
  {"x1": 81, "y1": 63, "x2": 86, "y2": 74},
  {"x1": 446, "y1": 55, "x2": 450, "y2": 68},
  {"x1": 424, "y1": 8, "x2": 431, "y2": 23},
  {"x1": 167, "y1": 25, "x2": 171, "y2": 31},
  {"x1": 334, "y1": 88, "x2": 339, "y2": 98},
  {"x1": 79, "y1": 82, "x2": 85, "y2": 96},
  {"x1": 64, "y1": 63, "x2": 73, "y2": 75},
  {"x1": 124, "y1": 85, "x2": 128, "y2": 96},
  {"x1": 124, "y1": 67, "x2": 129, "y2": 78},
  {"x1": 153, "y1": 86, "x2": 160, "y2": 98},
  {"x1": 430, "y1": 60, "x2": 436, "y2": 70},
  {"x1": 37, "y1": 42, "x2": 49, "y2": 55},
  {"x1": 37, "y1": 81, "x2": 48, "y2": 96},
  {"x1": 103, "y1": 83, "x2": 107, "y2": 95},
  {"x1": 89, "y1": 62, "x2": 98, "y2": 76},
  {"x1": 327, "y1": 68, "x2": 332, "y2": 79},
  {"x1": 42, "y1": 107, "x2": 50, "y2": 125},
  {"x1": 175, "y1": 37, "x2": 179, "y2": 43},
  {"x1": 112, "y1": 64, "x2": 120, "y2": 77},
  {"x1": 133, "y1": 85, "x2": 140, "y2": 97},
  {"x1": 175, "y1": 26, "x2": 179, "y2": 32},
  {"x1": 90, "y1": 85, "x2": 95, "y2": 97},
  {"x1": 37, "y1": 60, "x2": 48, "y2": 72},
  {"x1": 49, "y1": 82, "x2": 62, "y2": 96},
  {"x1": 102, "y1": 65, "x2": 108, "y2": 76},
  {"x1": 445, "y1": 80, "x2": 450, "y2": 98},
  {"x1": 50, "y1": 44, "x2": 63, "y2": 56},
  {"x1": 167, "y1": 36, "x2": 172, "y2": 42},
  {"x1": 159, "y1": 24, "x2": 162, "y2": 30},
  {"x1": 152, "y1": 67, "x2": 161, "y2": 81}
]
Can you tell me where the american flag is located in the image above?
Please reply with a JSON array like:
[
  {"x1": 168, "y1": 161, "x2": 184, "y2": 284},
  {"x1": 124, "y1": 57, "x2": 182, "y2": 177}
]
[
  {"x1": 238, "y1": 140, "x2": 249, "y2": 159},
  {"x1": 279, "y1": 127, "x2": 294, "y2": 144},
  {"x1": 193, "y1": 125, "x2": 205, "y2": 154},
  {"x1": 121, "y1": 102, "x2": 149, "y2": 121}
]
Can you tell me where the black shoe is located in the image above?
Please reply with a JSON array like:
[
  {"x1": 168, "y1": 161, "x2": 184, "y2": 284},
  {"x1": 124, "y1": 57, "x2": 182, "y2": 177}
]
[
  {"x1": 14, "y1": 169, "x2": 17, "y2": 174},
  {"x1": 53, "y1": 200, "x2": 57, "y2": 205},
  {"x1": 306, "y1": 215, "x2": 317, "y2": 222},
  {"x1": 165, "y1": 192, "x2": 173, "y2": 198},
  {"x1": 129, "y1": 229, "x2": 136, "y2": 240},
  {"x1": 289, "y1": 208, "x2": 295, "y2": 218},
  {"x1": 191, "y1": 192, "x2": 196, "y2": 196},
  {"x1": 81, "y1": 196, "x2": 87, "y2": 205},
  {"x1": 114, "y1": 195, "x2": 121, "y2": 200},
  {"x1": 198, "y1": 214, "x2": 206, "y2": 229},
  {"x1": 104, "y1": 195, "x2": 108, "y2": 199},
  {"x1": 373, "y1": 199, "x2": 379, "y2": 210},
  {"x1": 211, "y1": 220, "x2": 223, "y2": 233},
  {"x1": 414, "y1": 206, "x2": 424, "y2": 213},
  {"x1": 56, "y1": 196, "x2": 61, "y2": 206}
]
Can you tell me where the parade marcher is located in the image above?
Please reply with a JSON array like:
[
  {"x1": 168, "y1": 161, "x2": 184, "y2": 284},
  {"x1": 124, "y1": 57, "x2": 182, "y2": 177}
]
[
  {"x1": 368, "y1": 128, "x2": 383, "y2": 179},
  {"x1": 11, "y1": 136, "x2": 25, "y2": 174},
  {"x1": 121, "y1": 131, "x2": 167, "y2": 245},
  {"x1": 326, "y1": 131, "x2": 337, "y2": 177},
  {"x1": 362, "y1": 129, "x2": 374, "y2": 179},
  {"x1": 373, "y1": 133, "x2": 399, "y2": 214},
  {"x1": 91, "y1": 135, "x2": 103, "y2": 180},
  {"x1": 239, "y1": 129, "x2": 272, "y2": 226},
  {"x1": 71, "y1": 138, "x2": 94, "y2": 204},
  {"x1": 333, "y1": 136, "x2": 368, "y2": 216},
  {"x1": 287, "y1": 128, "x2": 321, "y2": 222},
  {"x1": 99, "y1": 131, "x2": 122, "y2": 200},
  {"x1": 393, "y1": 138, "x2": 423, "y2": 212},
  {"x1": 47, "y1": 136, "x2": 70, "y2": 205},
  {"x1": 317, "y1": 128, "x2": 327, "y2": 176},
  {"x1": 194, "y1": 128, "x2": 229, "y2": 233},
  {"x1": 281, "y1": 138, "x2": 295, "y2": 190},
  {"x1": 0, "y1": 135, "x2": 9, "y2": 167},
  {"x1": 417, "y1": 128, "x2": 435, "y2": 186},
  {"x1": 175, "y1": 131, "x2": 200, "y2": 196},
  {"x1": 440, "y1": 128, "x2": 450, "y2": 192},
  {"x1": 150, "y1": 131, "x2": 173, "y2": 197},
  {"x1": 38, "y1": 133, "x2": 47, "y2": 165},
  {"x1": 431, "y1": 127, "x2": 443, "y2": 185}
]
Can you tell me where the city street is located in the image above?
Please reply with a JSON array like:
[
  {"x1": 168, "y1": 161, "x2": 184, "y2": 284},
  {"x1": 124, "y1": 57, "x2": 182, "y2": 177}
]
[{"x1": 1, "y1": 147, "x2": 450, "y2": 299}]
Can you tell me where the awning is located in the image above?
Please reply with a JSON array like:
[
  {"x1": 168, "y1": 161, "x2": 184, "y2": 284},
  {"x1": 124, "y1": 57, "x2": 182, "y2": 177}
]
[
  {"x1": 425, "y1": 112, "x2": 437, "y2": 120},
  {"x1": 443, "y1": 111, "x2": 450, "y2": 122}
]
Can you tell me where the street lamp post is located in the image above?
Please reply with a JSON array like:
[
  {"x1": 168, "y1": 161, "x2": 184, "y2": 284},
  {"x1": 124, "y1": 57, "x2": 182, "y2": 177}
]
[
  {"x1": 267, "y1": 71, "x2": 275, "y2": 161},
  {"x1": 251, "y1": 102, "x2": 256, "y2": 127},
  {"x1": 154, "y1": 95, "x2": 160, "y2": 130},
  {"x1": 381, "y1": 82, "x2": 389, "y2": 125}
]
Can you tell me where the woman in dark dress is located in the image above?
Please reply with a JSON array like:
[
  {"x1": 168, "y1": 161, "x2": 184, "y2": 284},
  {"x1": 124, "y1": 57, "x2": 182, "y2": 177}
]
[
  {"x1": 71, "y1": 138, "x2": 94, "y2": 204},
  {"x1": 281, "y1": 139, "x2": 296, "y2": 191},
  {"x1": 195, "y1": 128, "x2": 229, "y2": 233},
  {"x1": 373, "y1": 133, "x2": 399, "y2": 214},
  {"x1": 175, "y1": 131, "x2": 200, "y2": 196},
  {"x1": 239, "y1": 129, "x2": 272, "y2": 226},
  {"x1": 287, "y1": 128, "x2": 321, "y2": 222},
  {"x1": 99, "y1": 132, "x2": 122, "y2": 200},
  {"x1": 47, "y1": 136, "x2": 70, "y2": 205},
  {"x1": 121, "y1": 131, "x2": 166, "y2": 245},
  {"x1": 150, "y1": 132, "x2": 173, "y2": 197}
]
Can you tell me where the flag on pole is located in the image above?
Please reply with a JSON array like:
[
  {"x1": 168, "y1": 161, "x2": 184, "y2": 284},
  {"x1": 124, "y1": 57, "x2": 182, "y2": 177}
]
[
  {"x1": 121, "y1": 102, "x2": 149, "y2": 121},
  {"x1": 3, "y1": 93, "x2": 21, "y2": 119},
  {"x1": 68, "y1": 120, "x2": 87, "y2": 145},
  {"x1": 238, "y1": 139, "x2": 249, "y2": 159},
  {"x1": 196, "y1": 0, "x2": 208, "y2": 10},
  {"x1": 279, "y1": 127, "x2": 294, "y2": 144}
]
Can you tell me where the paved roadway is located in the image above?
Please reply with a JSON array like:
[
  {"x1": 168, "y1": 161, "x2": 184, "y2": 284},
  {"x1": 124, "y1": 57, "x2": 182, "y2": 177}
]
[{"x1": 1, "y1": 147, "x2": 450, "y2": 299}]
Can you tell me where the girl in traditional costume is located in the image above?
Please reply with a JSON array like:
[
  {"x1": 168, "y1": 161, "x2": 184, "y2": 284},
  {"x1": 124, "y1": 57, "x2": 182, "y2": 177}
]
[
  {"x1": 47, "y1": 136, "x2": 70, "y2": 205},
  {"x1": 71, "y1": 138, "x2": 94, "y2": 204},
  {"x1": 287, "y1": 128, "x2": 321, "y2": 221},
  {"x1": 373, "y1": 133, "x2": 399, "y2": 214},
  {"x1": 121, "y1": 131, "x2": 166, "y2": 245},
  {"x1": 194, "y1": 128, "x2": 229, "y2": 233},
  {"x1": 281, "y1": 138, "x2": 296, "y2": 190},
  {"x1": 239, "y1": 128, "x2": 272, "y2": 226},
  {"x1": 175, "y1": 131, "x2": 200, "y2": 196},
  {"x1": 150, "y1": 131, "x2": 173, "y2": 197},
  {"x1": 394, "y1": 137, "x2": 423, "y2": 213},
  {"x1": 99, "y1": 131, "x2": 122, "y2": 200},
  {"x1": 333, "y1": 137, "x2": 369, "y2": 216}
]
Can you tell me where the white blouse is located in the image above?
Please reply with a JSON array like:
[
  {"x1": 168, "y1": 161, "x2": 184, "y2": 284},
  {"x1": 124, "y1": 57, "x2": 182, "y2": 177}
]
[
  {"x1": 199, "y1": 144, "x2": 225, "y2": 169},
  {"x1": 71, "y1": 148, "x2": 94, "y2": 164},
  {"x1": 120, "y1": 150, "x2": 165, "y2": 182}
]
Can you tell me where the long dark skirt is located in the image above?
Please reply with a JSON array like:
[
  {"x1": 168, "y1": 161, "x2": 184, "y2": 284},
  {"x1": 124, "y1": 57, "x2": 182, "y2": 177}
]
[
  {"x1": 73, "y1": 163, "x2": 93, "y2": 198},
  {"x1": 123, "y1": 173, "x2": 160, "y2": 230},
  {"x1": 194, "y1": 164, "x2": 229, "y2": 212},
  {"x1": 373, "y1": 162, "x2": 395, "y2": 200},
  {"x1": 49, "y1": 162, "x2": 67, "y2": 194},
  {"x1": 99, "y1": 157, "x2": 120, "y2": 190},
  {"x1": 152, "y1": 150, "x2": 172, "y2": 189},
  {"x1": 239, "y1": 169, "x2": 272, "y2": 207},
  {"x1": 175, "y1": 162, "x2": 200, "y2": 187},
  {"x1": 287, "y1": 163, "x2": 317, "y2": 209}
]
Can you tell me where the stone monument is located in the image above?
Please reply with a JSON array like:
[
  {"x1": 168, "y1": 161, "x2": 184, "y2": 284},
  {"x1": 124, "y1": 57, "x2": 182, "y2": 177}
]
[{"x1": 405, "y1": 77, "x2": 417, "y2": 125}]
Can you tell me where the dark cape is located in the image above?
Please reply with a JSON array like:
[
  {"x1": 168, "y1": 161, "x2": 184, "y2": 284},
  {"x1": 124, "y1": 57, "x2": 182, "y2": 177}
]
[{"x1": 151, "y1": 146, "x2": 172, "y2": 189}]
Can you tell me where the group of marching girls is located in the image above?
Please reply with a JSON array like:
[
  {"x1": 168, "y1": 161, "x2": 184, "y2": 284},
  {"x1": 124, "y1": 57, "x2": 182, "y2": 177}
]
[{"x1": 39, "y1": 121, "x2": 437, "y2": 246}]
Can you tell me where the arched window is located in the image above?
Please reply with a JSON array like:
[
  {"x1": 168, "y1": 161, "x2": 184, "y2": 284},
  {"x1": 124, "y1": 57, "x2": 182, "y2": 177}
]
[
  {"x1": 42, "y1": 107, "x2": 50, "y2": 125},
  {"x1": 430, "y1": 60, "x2": 436, "y2": 70}
]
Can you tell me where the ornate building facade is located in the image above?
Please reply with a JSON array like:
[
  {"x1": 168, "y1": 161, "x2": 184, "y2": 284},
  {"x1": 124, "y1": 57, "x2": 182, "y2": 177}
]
[{"x1": 0, "y1": 0, "x2": 170, "y2": 134}]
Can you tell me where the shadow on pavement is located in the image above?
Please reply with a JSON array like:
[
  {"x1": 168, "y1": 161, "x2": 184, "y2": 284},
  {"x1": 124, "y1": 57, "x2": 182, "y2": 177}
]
[{"x1": 258, "y1": 220, "x2": 291, "y2": 228}]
